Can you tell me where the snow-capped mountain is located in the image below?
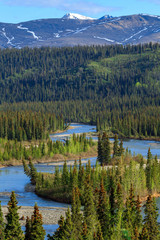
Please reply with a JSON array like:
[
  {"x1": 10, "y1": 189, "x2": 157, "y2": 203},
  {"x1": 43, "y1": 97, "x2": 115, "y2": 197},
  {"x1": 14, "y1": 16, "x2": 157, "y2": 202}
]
[
  {"x1": 0, "y1": 13, "x2": 160, "y2": 48},
  {"x1": 99, "y1": 15, "x2": 113, "y2": 20},
  {"x1": 62, "y1": 13, "x2": 94, "y2": 20}
]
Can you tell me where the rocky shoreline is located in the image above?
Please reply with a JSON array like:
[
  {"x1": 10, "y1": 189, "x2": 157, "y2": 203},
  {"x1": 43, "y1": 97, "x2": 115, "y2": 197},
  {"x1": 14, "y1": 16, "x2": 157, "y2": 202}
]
[{"x1": 2, "y1": 205, "x2": 68, "y2": 226}]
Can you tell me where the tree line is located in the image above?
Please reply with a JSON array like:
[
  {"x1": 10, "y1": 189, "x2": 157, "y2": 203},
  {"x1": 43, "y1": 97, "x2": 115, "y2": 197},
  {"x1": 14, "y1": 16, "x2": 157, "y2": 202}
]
[
  {"x1": 0, "y1": 44, "x2": 160, "y2": 138},
  {"x1": 1, "y1": 176, "x2": 159, "y2": 239},
  {"x1": 0, "y1": 133, "x2": 95, "y2": 163},
  {"x1": 0, "y1": 111, "x2": 65, "y2": 141}
]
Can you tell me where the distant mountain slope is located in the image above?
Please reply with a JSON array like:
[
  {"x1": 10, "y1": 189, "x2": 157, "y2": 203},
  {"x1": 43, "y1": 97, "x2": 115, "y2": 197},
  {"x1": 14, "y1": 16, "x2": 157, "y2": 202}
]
[{"x1": 0, "y1": 14, "x2": 160, "y2": 48}]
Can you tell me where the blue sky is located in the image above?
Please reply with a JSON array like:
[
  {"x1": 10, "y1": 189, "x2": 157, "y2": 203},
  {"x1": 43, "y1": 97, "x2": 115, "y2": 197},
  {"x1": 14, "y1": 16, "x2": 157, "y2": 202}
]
[{"x1": 0, "y1": 0, "x2": 160, "y2": 23}]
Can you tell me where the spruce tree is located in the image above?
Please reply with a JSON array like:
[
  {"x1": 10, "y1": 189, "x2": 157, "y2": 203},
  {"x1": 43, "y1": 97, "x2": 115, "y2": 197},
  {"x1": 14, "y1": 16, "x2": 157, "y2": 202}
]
[
  {"x1": 0, "y1": 201, "x2": 5, "y2": 240},
  {"x1": 146, "y1": 148, "x2": 152, "y2": 193},
  {"x1": 29, "y1": 159, "x2": 37, "y2": 185},
  {"x1": 71, "y1": 187, "x2": 83, "y2": 239},
  {"x1": 48, "y1": 215, "x2": 65, "y2": 240},
  {"x1": 123, "y1": 185, "x2": 136, "y2": 237},
  {"x1": 83, "y1": 175, "x2": 99, "y2": 238},
  {"x1": 143, "y1": 195, "x2": 159, "y2": 240},
  {"x1": 102, "y1": 132, "x2": 111, "y2": 165},
  {"x1": 62, "y1": 208, "x2": 74, "y2": 240},
  {"x1": 113, "y1": 134, "x2": 119, "y2": 157},
  {"x1": 5, "y1": 191, "x2": 24, "y2": 240},
  {"x1": 135, "y1": 195, "x2": 142, "y2": 232},
  {"x1": 30, "y1": 203, "x2": 45, "y2": 240},
  {"x1": 25, "y1": 216, "x2": 32, "y2": 240},
  {"x1": 139, "y1": 227, "x2": 149, "y2": 240},
  {"x1": 119, "y1": 139, "x2": 124, "y2": 156},
  {"x1": 97, "y1": 179, "x2": 111, "y2": 238},
  {"x1": 97, "y1": 133, "x2": 103, "y2": 165},
  {"x1": 81, "y1": 222, "x2": 88, "y2": 240},
  {"x1": 93, "y1": 223, "x2": 104, "y2": 240}
]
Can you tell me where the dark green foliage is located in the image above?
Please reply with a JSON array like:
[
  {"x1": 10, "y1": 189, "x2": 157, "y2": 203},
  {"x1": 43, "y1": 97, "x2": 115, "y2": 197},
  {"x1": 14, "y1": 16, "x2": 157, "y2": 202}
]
[
  {"x1": 93, "y1": 223, "x2": 104, "y2": 240},
  {"x1": 71, "y1": 187, "x2": 83, "y2": 238},
  {"x1": 29, "y1": 159, "x2": 38, "y2": 185},
  {"x1": 97, "y1": 134, "x2": 103, "y2": 164},
  {"x1": 97, "y1": 132, "x2": 111, "y2": 165},
  {"x1": 143, "y1": 195, "x2": 159, "y2": 240},
  {"x1": 0, "y1": 111, "x2": 65, "y2": 141},
  {"x1": 123, "y1": 185, "x2": 137, "y2": 237},
  {"x1": 22, "y1": 159, "x2": 30, "y2": 176},
  {"x1": 113, "y1": 134, "x2": 119, "y2": 157},
  {"x1": 30, "y1": 203, "x2": 45, "y2": 240},
  {"x1": 102, "y1": 133, "x2": 111, "y2": 164},
  {"x1": 5, "y1": 191, "x2": 24, "y2": 240},
  {"x1": 62, "y1": 208, "x2": 74, "y2": 240},
  {"x1": 0, "y1": 44, "x2": 159, "y2": 139},
  {"x1": 135, "y1": 196, "x2": 142, "y2": 232},
  {"x1": 146, "y1": 148, "x2": 152, "y2": 193},
  {"x1": 48, "y1": 216, "x2": 65, "y2": 240},
  {"x1": 83, "y1": 176, "x2": 99, "y2": 238},
  {"x1": 25, "y1": 216, "x2": 32, "y2": 240},
  {"x1": 97, "y1": 179, "x2": 111, "y2": 238}
]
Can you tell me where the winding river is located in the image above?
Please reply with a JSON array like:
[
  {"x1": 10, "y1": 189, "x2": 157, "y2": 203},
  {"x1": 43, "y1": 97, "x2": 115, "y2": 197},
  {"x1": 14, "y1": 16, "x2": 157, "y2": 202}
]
[{"x1": 1, "y1": 123, "x2": 160, "y2": 238}]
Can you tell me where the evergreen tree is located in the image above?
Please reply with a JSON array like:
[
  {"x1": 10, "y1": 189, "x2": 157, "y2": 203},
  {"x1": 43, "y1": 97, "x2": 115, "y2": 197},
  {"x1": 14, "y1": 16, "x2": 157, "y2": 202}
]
[
  {"x1": 48, "y1": 216, "x2": 65, "y2": 240},
  {"x1": 113, "y1": 134, "x2": 119, "y2": 157},
  {"x1": 119, "y1": 139, "x2": 124, "y2": 156},
  {"x1": 97, "y1": 133, "x2": 103, "y2": 165},
  {"x1": 5, "y1": 191, "x2": 24, "y2": 240},
  {"x1": 143, "y1": 195, "x2": 159, "y2": 240},
  {"x1": 71, "y1": 187, "x2": 83, "y2": 239},
  {"x1": 81, "y1": 222, "x2": 89, "y2": 240},
  {"x1": 83, "y1": 175, "x2": 99, "y2": 238},
  {"x1": 22, "y1": 159, "x2": 30, "y2": 176},
  {"x1": 135, "y1": 195, "x2": 142, "y2": 232},
  {"x1": 29, "y1": 159, "x2": 37, "y2": 185},
  {"x1": 97, "y1": 179, "x2": 111, "y2": 238},
  {"x1": 25, "y1": 216, "x2": 32, "y2": 240},
  {"x1": 30, "y1": 203, "x2": 45, "y2": 240},
  {"x1": 62, "y1": 208, "x2": 74, "y2": 240},
  {"x1": 93, "y1": 223, "x2": 104, "y2": 240},
  {"x1": 146, "y1": 148, "x2": 152, "y2": 193},
  {"x1": 62, "y1": 160, "x2": 69, "y2": 186},
  {"x1": 123, "y1": 185, "x2": 136, "y2": 237},
  {"x1": 139, "y1": 227, "x2": 149, "y2": 240},
  {"x1": 102, "y1": 132, "x2": 111, "y2": 165}
]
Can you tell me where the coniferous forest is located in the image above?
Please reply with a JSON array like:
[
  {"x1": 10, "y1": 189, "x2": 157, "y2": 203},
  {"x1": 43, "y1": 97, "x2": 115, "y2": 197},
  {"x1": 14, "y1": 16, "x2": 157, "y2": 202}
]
[
  {"x1": 1, "y1": 43, "x2": 160, "y2": 239},
  {"x1": 0, "y1": 43, "x2": 159, "y2": 137}
]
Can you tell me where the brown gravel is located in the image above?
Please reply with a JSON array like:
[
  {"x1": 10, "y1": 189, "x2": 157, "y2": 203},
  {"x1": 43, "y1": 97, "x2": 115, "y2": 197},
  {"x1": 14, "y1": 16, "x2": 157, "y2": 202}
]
[{"x1": 2, "y1": 206, "x2": 68, "y2": 226}]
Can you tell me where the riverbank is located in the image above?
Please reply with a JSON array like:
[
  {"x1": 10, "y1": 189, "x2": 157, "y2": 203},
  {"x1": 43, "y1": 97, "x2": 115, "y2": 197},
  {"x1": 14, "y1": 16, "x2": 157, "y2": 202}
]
[
  {"x1": 2, "y1": 205, "x2": 67, "y2": 226},
  {"x1": 91, "y1": 132, "x2": 160, "y2": 142},
  {"x1": 0, "y1": 145, "x2": 97, "y2": 168}
]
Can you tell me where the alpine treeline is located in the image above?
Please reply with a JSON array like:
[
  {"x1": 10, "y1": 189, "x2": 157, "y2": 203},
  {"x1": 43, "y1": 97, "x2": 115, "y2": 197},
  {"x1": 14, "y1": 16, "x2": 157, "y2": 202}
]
[
  {"x1": 0, "y1": 44, "x2": 160, "y2": 137},
  {"x1": 0, "y1": 111, "x2": 65, "y2": 141}
]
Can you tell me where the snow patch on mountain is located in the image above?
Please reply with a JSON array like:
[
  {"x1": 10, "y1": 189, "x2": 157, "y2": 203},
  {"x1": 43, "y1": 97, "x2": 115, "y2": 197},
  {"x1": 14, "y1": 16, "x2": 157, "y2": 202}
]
[
  {"x1": 123, "y1": 27, "x2": 148, "y2": 42},
  {"x1": 62, "y1": 13, "x2": 94, "y2": 20},
  {"x1": 17, "y1": 25, "x2": 39, "y2": 40},
  {"x1": 1, "y1": 28, "x2": 15, "y2": 46},
  {"x1": 99, "y1": 15, "x2": 113, "y2": 20},
  {"x1": 94, "y1": 36, "x2": 115, "y2": 43},
  {"x1": 140, "y1": 14, "x2": 160, "y2": 19}
]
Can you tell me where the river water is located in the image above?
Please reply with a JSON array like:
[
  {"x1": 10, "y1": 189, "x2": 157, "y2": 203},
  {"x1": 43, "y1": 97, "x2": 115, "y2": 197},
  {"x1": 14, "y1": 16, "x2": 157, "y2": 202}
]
[{"x1": 0, "y1": 123, "x2": 160, "y2": 238}]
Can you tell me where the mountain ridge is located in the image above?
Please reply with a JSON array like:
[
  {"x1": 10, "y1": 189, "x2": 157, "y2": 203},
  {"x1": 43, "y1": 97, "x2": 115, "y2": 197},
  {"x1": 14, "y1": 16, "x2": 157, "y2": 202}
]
[{"x1": 0, "y1": 13, "x2": 160, "y2": 48}]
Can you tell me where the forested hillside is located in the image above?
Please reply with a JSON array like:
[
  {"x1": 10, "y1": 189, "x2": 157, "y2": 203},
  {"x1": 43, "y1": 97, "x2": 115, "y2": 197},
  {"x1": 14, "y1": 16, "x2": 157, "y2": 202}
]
[{"x1": 0, "y1": 43, "x2": 160, "y2": 137}]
